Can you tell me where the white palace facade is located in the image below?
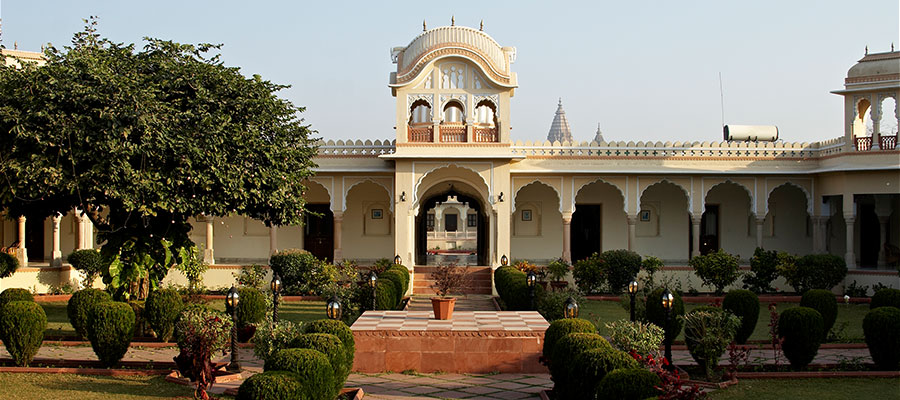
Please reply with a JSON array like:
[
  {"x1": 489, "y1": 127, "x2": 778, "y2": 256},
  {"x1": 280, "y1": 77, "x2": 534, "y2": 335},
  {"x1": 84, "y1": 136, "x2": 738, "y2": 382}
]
[{"x1": 2, "y1": 25, "x2": 899, "y2": 294}]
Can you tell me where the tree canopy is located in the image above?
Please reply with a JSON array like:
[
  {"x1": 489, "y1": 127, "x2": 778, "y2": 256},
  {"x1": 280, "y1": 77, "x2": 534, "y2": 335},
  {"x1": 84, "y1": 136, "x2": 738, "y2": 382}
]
[{"x1": 0, "y1": 20, "x2": 318, "y2": 297}]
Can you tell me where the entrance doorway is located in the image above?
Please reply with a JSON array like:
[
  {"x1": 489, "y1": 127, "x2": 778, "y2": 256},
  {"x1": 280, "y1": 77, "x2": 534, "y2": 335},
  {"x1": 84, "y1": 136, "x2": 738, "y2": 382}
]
[
  {"x1": 858, "y1": 203, "x2": 880, "y2": 267},
  {"x1": 416, "y1": 186, "x2": 488, "y2": 266},
  {"x1": 25, "y1": 216, "x2": 44, "y2": 262},
  {"x1": 571, "y1": 204, "x2": 602, "y2": 262},
  {"x1": 700, "y1": 204, "x2": 719, "y2": 255},
  {"x1": 304, "y1": 204, "x2": 334, "y2": 262}
]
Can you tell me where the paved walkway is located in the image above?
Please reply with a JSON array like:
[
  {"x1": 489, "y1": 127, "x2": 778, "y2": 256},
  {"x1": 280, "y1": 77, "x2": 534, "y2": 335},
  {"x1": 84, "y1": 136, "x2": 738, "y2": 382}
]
[{"x1": 407, "y1": 294, "x2": 496, "y2": 312}]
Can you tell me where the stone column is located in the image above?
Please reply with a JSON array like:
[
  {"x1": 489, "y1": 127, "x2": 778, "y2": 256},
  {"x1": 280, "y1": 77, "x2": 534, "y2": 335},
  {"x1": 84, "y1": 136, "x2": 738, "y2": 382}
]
[
  {"x1": 333, "y1": 211, "x2": 343, "y2": 263},
  {"x1": 203, "y1": 218, "x2": 215, "y2": 265},
  {"x1": 755, "y1": 216, "x2": 766, "y2": 249},
  {"x1": 16, "y1": 216, "x2": 27, "y2": 266},
  {"x1": 844, "y1": 214, "x2": 856, "y2": 268},
  {"x1": 871, "y1": 105, "x2": 881, "y2": 150},
  {"x1": 878, "y1": 216, "x2": 890, "y2": 266},
  {"x1": 627, "y1": 214, "x2": 638, "y2": 251},
  {"x1": 811, "y1": 216, "x2": 827, "y2": 253},
  {"x1": 691, "y1": 215, "x2": 701, "y2": 258},
  {"x1": 51, "y1": 215, "x2": 62, "y2": 267},
  {"x1": 562, "y1": 213, "x2": 572, "y2": 263},
  {"x1": 269, "y1": 225, "x2": 278, "y2": 255}
]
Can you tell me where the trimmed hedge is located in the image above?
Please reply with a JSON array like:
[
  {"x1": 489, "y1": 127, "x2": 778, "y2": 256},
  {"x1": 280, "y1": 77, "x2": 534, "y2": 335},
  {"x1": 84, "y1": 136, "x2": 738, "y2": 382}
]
[
  {"x1": 494, "y1": 265, "x2": 544, "y2": 310},
  {"x1": 263, "y1": 348, "x2": 336, "y2": 400},
  {"x1": 871, "y1": 288, "x2": 900, "y2": 310},
  {"x1": 236, "y1": 370, "x2": 305, "y2": 400},
  {"x1": 542, "y1": 318, "x2": 596, "y2": 363},
  {"x1": 289, "y1": 333, "x2": 348, "y2": 393},
  {"x1": 0, "y1": 288, "x2": 33, "y2": 312},
  {"x1": 374, "y1": 279, "x2": 398, "y2": 310},
  {"x1": 0, "y1": 252, "x2": 19, "y2": 279},
  {"x1": 87, "y1": 301, "x2": 136, "y2": 367},
  {"x1": 722, "y1": 289, "x2": 760, "y2": 344},
  {"x1": 387, "y1": 265, "x2": 410, "y2": 296},
  {"x1": 550, "y1": 333, "x2": 611, "y2": 398},
  {"x1": 569, "y1": 347, "x2": 639, "y2": 399},
  {"x1": 145, "y1": 288, "x2": 184, "y2": 342},
  {"x1": 645, "y1": 287, "x2": 685, "y2": 344},
  {"x1": 379, "y1": 269, "x2": 406, "y2": 305},
  {"x1": 0, "y1": 301, "x2": 46, "y2": 366},
  {"x1": 67, "y1": 289, "x2": 112, "y2": 340},
  {"x1": 779, "y1": 254, "x2": 847, "y2": 293},
  {"x1": 236, "y1": 287, "x2": 267, "y2": 329},
  {"x1": 67, "y1": 249, "x2": 104, "y2": 286},
  {"x1": 304, "y1": 319, "x2": 355, "y2": 369},
  {"x1": 777, "y1": 307, "x2": 824, "y2": 369},
  {"x1": 597, "y1": 368, "x2": 662, "y2": 400},
  {"x1": 689, "y1": 249, "x2": 741, "y2": 295},
  {"x1": 269, "y1": 249, "x2": 336, "y2": 296},
  {"x1": 600, "y1": 249, "x2": 643, "y2": 294},
  {"x1": 800, "y1": 289, "x2": 838, "y2": 340},
  {"x1": 863, "y1": 306, "x2": 900, "y2": 370}
]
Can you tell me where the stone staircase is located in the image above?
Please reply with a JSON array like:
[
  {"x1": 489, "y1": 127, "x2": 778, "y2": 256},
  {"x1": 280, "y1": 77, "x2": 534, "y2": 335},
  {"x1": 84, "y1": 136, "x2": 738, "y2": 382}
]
[{"x1": 412, "y1": 265, "x2": 493, "y2": 295}]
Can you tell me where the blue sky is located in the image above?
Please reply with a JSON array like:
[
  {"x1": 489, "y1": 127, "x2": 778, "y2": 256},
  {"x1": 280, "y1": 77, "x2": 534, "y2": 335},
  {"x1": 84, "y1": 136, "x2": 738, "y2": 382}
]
[{"x1": 2, "y1": 1, "x2": 898, "y2": 143}]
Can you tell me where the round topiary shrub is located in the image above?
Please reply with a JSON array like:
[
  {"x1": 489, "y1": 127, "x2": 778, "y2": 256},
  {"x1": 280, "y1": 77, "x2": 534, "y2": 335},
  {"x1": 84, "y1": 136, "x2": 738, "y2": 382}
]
[
  {"x1": 777, "y1": 306, "x2": 824, "y2": 369},
  {"x1": 264, "y1": 348, "x2": 336, "y2": 400},
  {"x1": 145, "y1": 288, "x2": 184, "y2": 342},
  {"x1": 269, "y1": 249, "x2": 336, "y2": 296},
  {"x1": 863, "y1": 306, "x2": 900, "y2": 370},
  {"x1": 67, "y1": 288, "x2": 112, "y2": 339},
  {"x1": 645, "y1": 287, "x2": 684, "y2": 344},
  {"x1": 0, "y1": 288, "x2": 34, "y2": 312},
  {"x1": 304, "y1": 319, "x2": 355, "y2": 368},
  {"x1": 236, "y1": 370, "x2": 305, "y2": 400},
  {"x1": 0, "y1": 252, "x2": 19, "y2": 279},
  {"x1": 67, "y1": 249, "x2": 103, "y2": 287},
  {"x1": 689, "y1": 249, "x2": 741, "y2": 295},
  {"x1": 600, "y1": 249, "x2": 643, "y2": 294},
  {"x1": 494, "y1": 265, "x2": 532, "y2": 310},
  {"x1": 0, "y1": 301, "x2": 46, "y2": 366},
  {"x1": 722, "y1": 289, "x2": 760, "y2": 344},
  {"x1": 871, "y1": 288, "x2": 900, "y2": 310},
  {"x1": 568, "y1": 347, "x2": 639, "y2": 399},
  {"x1": 236, "y1": 287, "x2": 266, "y2": 329},
  {"x1": 289, "y1": 333, "x2": 349, "y2": 393},
  {"x1": 550, "y1": 332, "x2": 612, "y2": 396},
  {"x1": 800, "y1": 289, "x2": 838, "y2": 340},
  {"x1": 87, "y1": 301, "x2": 136, "y2": 367},
  {"x1": 597, "y1": 368, "x2": 662, "y2": 400},
  {"x1": 374, "y1": 279, "x2": 398, "y2": 310},
  {"x1": 379, "y1": 269, "x2": 406, "y2": 304},
  {"x1": 542, "y1": 317, "x2": 596, "y2": 363}
]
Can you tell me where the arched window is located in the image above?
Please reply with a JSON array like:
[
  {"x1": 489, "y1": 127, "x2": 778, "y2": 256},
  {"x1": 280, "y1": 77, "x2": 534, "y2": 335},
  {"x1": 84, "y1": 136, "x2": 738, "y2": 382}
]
[
  {"x1": 409, "y1": 99, "x2": 431, "y2": 125},
  {"x1": 475, "y1": 100, "x2": 497, "y2": 127},
  {"x1": 443, "y1": 101, "x2": 465, "y2": 124}
]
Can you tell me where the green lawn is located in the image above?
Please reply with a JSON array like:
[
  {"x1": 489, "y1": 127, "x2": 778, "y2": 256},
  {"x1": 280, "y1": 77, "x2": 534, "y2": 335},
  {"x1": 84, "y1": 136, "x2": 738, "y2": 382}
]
[
  {"x1": 708, "y1": 378, "x2": 900, "y2": 399},
  {"x1": 581, "y1": 299, "x2": 869, "y2": 342},
  {"x1": 0, "y1": 373, "x2": 195, "y2": 399}
]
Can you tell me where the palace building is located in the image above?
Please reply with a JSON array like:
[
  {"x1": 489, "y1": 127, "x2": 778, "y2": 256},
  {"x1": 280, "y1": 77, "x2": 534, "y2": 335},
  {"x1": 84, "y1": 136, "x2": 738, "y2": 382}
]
[{"x1": 2, "y1": 24, "x2": 899, "y2": 294}]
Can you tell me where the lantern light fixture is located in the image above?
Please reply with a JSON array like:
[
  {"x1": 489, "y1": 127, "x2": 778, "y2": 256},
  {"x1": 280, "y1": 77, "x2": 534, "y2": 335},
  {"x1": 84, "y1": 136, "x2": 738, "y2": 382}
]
[
  {"x1": 326, "y1": 295, "x2": 342, "y2": 320},
  {"x1": 564, "y1": 296, "x2": 579, "y2": 319},
  {"x1": 500, "y1": 255, "x2": 508, "y2": 267},
  {"x1": 394, "y1": 255, "x2": 402, "y2": 265}
]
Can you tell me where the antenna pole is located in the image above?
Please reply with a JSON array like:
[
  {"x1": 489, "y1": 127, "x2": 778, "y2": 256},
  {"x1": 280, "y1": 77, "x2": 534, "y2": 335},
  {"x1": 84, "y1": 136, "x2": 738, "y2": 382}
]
[{"x1": 719, "y1": 72, "x2": 725, "y2": 128}]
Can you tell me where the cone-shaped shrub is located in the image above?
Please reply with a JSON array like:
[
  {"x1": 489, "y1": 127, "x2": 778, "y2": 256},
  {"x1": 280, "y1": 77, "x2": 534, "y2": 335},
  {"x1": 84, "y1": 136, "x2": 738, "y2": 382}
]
[
  {"x1": 569, "y1": 347, "x2": 639, "y2": 399},
  {"x1": 722, "y1": 289, "x2": 759, "y2": 344},
  {"x1": 387, "y1": 265, "x2": 410, "y2": 295},
  {"x1": 597, "y1": 368, "x2": 662, "y2": 400},
  {"x1": 67, "y1": 289, "x2": 112, "y2": 340},
  {"x1": 236, "y1": 371, "x2": 304, "y2": 400},
  {"x1": 379, "y1": 269, "x2": 407, "y2": 304},
  {"x1": 304, "y1": 319, "x2": 355, "y2": 368},
  {"x1": 645, "y1": 287, "x2": 684, "y2": 344},
  {"x1": 0, "y1": 288, "x2": 33, "y2": 311},
  {"x1": 550, "y1": 333, "x2": 612, "y2": 398},
  {"x1": 871, "y1": 288, "x2": 900, "y2": 310},
  {"x1": 800, "y1": 289, "x2": 838, "y2": 340},
  {"x1": 290, "y1": 333, "x2": 348, "y2": 393},
  {"x1": 264, "y1": 348, "x2": 336, "y2": 400},
  {"x1": 235, "y1": 287, "x2": 266, "y2": 329},
  {"x1": 374, "y1": 279, "x2": 398, "y2": 310},
  {"x1": 145, "y1": 288, "x2": 183, "y2": 342},
  {"x1": 0, "y1": 301, "x2": 46, "y2": 366},
  {"x1": 863, "y1": 306, "x2": 900, "y2": 370},
  {"x1": 87, "y1": 301, "x2": 136, "y2": 367},
  {"x1": 542, "y1": 317, "x2": 596, "y2": 363},
  {"x1": 777, "y1": 307, "x2": 823, "y2": 369}
]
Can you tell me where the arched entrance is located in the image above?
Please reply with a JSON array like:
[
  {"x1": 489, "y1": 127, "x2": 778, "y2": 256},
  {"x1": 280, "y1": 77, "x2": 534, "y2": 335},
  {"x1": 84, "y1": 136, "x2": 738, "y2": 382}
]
[{"x1": 416, "y1": 183, "x2": 489, "y2": 266}]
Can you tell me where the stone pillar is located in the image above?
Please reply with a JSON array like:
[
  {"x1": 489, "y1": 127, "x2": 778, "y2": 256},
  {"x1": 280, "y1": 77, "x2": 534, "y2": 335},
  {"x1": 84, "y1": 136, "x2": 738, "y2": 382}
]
[
  {"x1": 627, "y1": 214, "x2": 638, "y2": 251},
  {"x1": 51, "y1": 215, "x2": 62, "y2": 267},
  {"x1": 16, "y1": 216, "x2": 27, "y2": 266},
  {"x1": 878, "y1": 216, "x2": 889, "y2": 266},
  {"x1": 691, "y1": 215, "x2": 701, "y2": 258},
  {"x1": 333, "y1": 211, "x2": 343, "y2": 263},
  {"x1": 203, "y1": 218, "x2": 215, "y2": 265},
  {"x1": 871, "y1": 105, "x2": 881, "y2": 150},
  {"x1": 844, "y1": 214, "x2": 856, "y2": 268},
  {"x1": 562, "y1": 213, "x2": 572, "y2": 263},
  {"x1": 811, "y1": 216, "x2": 827, "y2": 253},
  {"x1": 755, "y1": 217, "x2": 765, "y2": 249},
  {"x1": 76, "y1": 213, "x2": 93, "y2": 250},
  {"x1": 269, "y1": 225, "x2": 278, "y2": 255}
]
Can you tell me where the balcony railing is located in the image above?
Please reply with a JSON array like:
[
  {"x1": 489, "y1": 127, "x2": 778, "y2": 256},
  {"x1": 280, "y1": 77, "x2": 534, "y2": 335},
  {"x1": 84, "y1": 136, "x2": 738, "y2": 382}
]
[
  {"x1": 427, "y1": 231, "x2": 477, "y2": 240},
  {"x1": 880, "y1": 135, "x2": 897, "y2": 150},
  {"x1": 474, "y1": 127, "x2": 498, "y2": 142},
  {"x1": 408, "y1": 125, "x2": 433, "y2": 142},
  {"x1": 854, "y1": 137, "x2": 872, "y2": 151},
  {"x1": 440, "y1": 124, "x2": 467, "y2": 142}
]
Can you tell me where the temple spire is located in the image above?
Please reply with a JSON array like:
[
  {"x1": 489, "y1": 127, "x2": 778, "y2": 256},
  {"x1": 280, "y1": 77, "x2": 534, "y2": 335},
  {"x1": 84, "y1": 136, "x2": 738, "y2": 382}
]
[
  {"x1": 547, "y1": 99, "x2": 574, "y2": 143},
  {"x1": 593, "y1": 122, "x2": 605, "y2": 143}
]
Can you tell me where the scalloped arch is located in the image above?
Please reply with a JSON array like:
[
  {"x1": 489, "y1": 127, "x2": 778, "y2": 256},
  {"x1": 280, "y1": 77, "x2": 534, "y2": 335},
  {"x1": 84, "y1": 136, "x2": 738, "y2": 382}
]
[
  {"x1": 513, "y1": 180, "x2": 562, "y2": 213},
  {"x1": 343, "y1": 178, "x2": 393, "y2": 213},
  {"x1": 705, "y1": 180, "x2": 754, "y2": 214},
  {"x1": 413, "y1": 164, "x2": 491, "y2": 209},
  {"x1": 574, "y1": 178, "x2": 625, "y2": 212},
  {"x1": 766, "y1": 182, "x2": 811, "y2": 215},
  {"x1": 640, "y1": 179, "x2": 690, "y2": 213},
  {"x1": 306, "y1": 179, "x2": 334, "y2": 211}
]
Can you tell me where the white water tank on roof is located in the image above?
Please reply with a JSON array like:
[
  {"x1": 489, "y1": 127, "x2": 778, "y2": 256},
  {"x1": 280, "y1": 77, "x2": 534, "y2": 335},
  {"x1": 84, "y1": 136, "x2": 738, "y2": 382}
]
[{"x1": 723, "y1": 125, "x2": 779, "y2": 141}]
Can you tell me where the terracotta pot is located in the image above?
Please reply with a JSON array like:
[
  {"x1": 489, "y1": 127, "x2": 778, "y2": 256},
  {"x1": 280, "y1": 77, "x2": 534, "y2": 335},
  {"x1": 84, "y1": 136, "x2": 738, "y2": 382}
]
[
  {"x1": 550, "y1": 281, "x2": 569, "y2": 290},
  {"x1": 431, "y1": 297, "x2": 457, "y2": 320}
]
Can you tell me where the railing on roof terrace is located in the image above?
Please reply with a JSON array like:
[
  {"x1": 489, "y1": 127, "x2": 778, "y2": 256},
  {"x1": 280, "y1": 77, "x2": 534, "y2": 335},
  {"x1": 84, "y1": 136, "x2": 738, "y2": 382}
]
[
  {"x1": 880, "y1": 135, "x2": 897, "y2": 150},
  {"x1": 508, "y1": 137, "x2": 845, "y2": 159},
  {"x1": 315, "y1": 139, "x2": 396, "y2": 156}
]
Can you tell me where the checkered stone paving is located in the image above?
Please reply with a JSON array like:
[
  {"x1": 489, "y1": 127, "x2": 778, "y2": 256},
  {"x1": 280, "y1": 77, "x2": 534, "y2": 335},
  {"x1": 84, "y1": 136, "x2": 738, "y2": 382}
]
[
  {"x1": 351, "y1": 311, "x2": 550, "y2": 331},
  {"x1": 346, "y1": 372, "x2": 552, "y2": 400}
]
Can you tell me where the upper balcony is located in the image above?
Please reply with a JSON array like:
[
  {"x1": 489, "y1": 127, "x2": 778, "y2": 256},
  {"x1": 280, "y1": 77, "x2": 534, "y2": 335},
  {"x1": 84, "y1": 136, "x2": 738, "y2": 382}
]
[
  {"x1": 407, "y1": 123, "x2": 498, "y2": 143},
  {"x1": 855, "y1": 135, "x2": 897, "y2": 151}
]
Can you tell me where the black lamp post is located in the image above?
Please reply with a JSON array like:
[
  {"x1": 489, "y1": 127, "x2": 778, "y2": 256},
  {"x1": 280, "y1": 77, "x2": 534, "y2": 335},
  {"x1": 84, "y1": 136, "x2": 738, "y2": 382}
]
[
  {"x1": 662, "y1": 288, "x2": 674, "y2": 371},
  {"x1": 368, "y1": 270, "x2": 378, "y2": 311},
  {"x1": 564, "y1": 296, "x2": 579, "y2": 319},
  {"x1": 326, "y1": 295, "x2": 342, "y2": 320},
  {"x1": 226, "y1": 286, "x2": 241, "y2": 372},
  {"x1": 271, "y1": 273, "x2": 282, "y2": 323},
  {"x1": 628, "y1": 280, "x2": 639, "y2": 322},
  {"x1": 394, "y1": 255, "x2": 402, "y2": 266},
  {"x1": 526, "y1": 271, "x2": 537, "y2": 310},
  {"x1": 500, "y1": 255, "x2": 508, "y2": 267}
]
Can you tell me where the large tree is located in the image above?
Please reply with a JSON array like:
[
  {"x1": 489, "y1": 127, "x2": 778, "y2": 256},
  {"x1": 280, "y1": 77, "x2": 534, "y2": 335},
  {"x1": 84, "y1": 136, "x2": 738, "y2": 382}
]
[{"x1": 0, "y1": 20, "x2": 318, "y2": 298}]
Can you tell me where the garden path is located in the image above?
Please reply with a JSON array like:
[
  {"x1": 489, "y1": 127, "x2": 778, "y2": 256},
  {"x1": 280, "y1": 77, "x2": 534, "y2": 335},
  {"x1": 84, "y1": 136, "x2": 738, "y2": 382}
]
[{"x1": 406, "y1": 294, "x2": 496, "y2": 312}]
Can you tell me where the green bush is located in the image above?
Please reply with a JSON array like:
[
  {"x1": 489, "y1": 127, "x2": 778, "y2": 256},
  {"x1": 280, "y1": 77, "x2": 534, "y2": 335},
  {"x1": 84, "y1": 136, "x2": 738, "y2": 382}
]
[
  {"x1": 536, "y1": 287, "x2": 585, "y2": 322},
  {"x1": 689, "y1": 249, "x2": 741, "y2": 295},
  {"x1": 572, "y1": 253, "x2": 605, "y2": 294},
  {"x1": 568, "y1": 347, "x2": 639, "y2": 399},
  {"x1": 379, "y1": 269, "x2": 406, "y2": 305},
  {"x1": 0, "y1": 301, "x2": 46, "y2": 366},
  {"x1": 269, "y1": 249, "x2": 336, "y2": 296},
  {"x1": 722, "y1": 289, "x2": 760, "y2": 344},
  {"x1": 387, "y1": 264, "x2": 410, "y2": 295},
  {"x1": 67, "y1": 289, "x2": 112, "y2": 339},
  {"x1": 67, "y1": 249, "x2": 104, "y2": 287},
  {"x1": 289, "y1": 333, "x2": 349, "y2": 393},
  {"x1": 744, "y1": 247, "x2": 779, "y2": 293},
  {"x1": 87, "y1": 301, "x2": 136, "y2": 367},
  {"x1": 494, "y1": 265, "x2": 543, "y2": 310},
  {"x1": 778, "y1": 254, "x2": 847, "y2": 293},
  {"x1": 777, "y1": 307, "x2": 824, "y2": 369},
  {"x1": 645, "y1": 287, "x2": 685, "y2": 344},
  {"x1": 251, "y1": 316, "x2": 303, "y2": 363},
  {"x1": 863, "y1": 306, "x2": 900, "y2": 370},
  {"x1": 543, "y1": 318, "x2": 596, "y2": 363},
  {"x1": 683, "y1": 306, "x2": 741, "y2": 378},
  {"x1": 304, "y1": 319, "x2": 355, "y2": 369},
  {"x1": 600, "y1": 249, "x2": 643, "y2": 294},
  {"x1": 263, "y1": 348, "x2": 336, "y2": 400},
  {"x1": 550, "y1": 332, "x2": 612, "y2": 398},
  {"x1": 604, "y1": 320, "x2": 665, "y2": 357},
  {"x1": 0, "y1": 252, "x2": 19, "y2": 279},
  {"x1": 235, "y1": 287, "x2": 267, "y2": 329},
  {"x1": 597, "y1": 368, "x2": 662, "y2": 400},
  {"x1": 374, "y1": 279, "x2": 398, "y2": 310},
  {"x1": 870, "y1": 288, "x2": 900, "y2": 310},
  {"x1": 145, "y1": 288, "x2": 184, "y2": 342},
  {"x1": 236, "y1": 370, "x2": 305, "y2": 400},
  {"x1": 546, "y1": 258, "x2": 569, "y2": 282},
  {"x1": 800, "y1": 289, "x2": 838, "y2": 341},
  {"x1": 0, "y1": 288, "x2": 33, "y2": 312}
]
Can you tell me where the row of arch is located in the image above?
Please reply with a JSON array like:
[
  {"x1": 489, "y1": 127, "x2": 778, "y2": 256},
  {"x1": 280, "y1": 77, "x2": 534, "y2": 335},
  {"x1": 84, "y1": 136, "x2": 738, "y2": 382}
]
[
  {"x1": 409, "y1": 98, "x2": 498, "y2": 126},
  {"x1": 854, "y1": 95, "x2": 899, "y2": 138}
]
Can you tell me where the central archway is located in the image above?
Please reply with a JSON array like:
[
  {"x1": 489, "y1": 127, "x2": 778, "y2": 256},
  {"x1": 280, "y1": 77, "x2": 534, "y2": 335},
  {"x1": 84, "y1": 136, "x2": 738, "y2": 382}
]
[{"x1": 416, "y1": 182, "x2": 489, "y2": 266}]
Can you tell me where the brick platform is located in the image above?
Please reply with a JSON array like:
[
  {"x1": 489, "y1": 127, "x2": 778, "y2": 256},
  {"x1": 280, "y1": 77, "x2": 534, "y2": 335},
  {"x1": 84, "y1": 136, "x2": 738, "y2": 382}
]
[{"x1": 351, "y1": 311, "x2": 549, "y2": 374}]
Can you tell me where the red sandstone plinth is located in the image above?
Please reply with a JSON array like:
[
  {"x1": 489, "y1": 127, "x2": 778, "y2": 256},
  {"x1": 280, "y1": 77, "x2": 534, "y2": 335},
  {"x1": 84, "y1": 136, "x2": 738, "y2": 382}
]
[{"x1": 351, "y1": 310, "x2": 549, "y2": 373}]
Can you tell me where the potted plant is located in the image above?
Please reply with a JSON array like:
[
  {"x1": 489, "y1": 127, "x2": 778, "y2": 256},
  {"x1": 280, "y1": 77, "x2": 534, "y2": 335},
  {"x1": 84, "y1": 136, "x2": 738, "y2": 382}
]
[
  {"x1": 429, "y1": 263, "x2": 470, "y2": 320},
  {"x1": 514, "y1": 260, "x2": 548, "y2": 289},
  {"x1": 547, "y1": 258, "x2": 569, "y2": 290}
]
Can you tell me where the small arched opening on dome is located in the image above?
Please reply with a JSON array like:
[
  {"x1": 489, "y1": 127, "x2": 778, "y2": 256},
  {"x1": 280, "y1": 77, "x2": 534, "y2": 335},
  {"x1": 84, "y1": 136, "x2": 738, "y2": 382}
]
[
  {"x1": 854, "y1": 98, "x2": 873, "y2": 150},
  {"x1": 879, "y1": 96, "x2": 898, "y2": 150},
  {"x1": 442, "y1": 100, "x2": 465, "y2": 124}
]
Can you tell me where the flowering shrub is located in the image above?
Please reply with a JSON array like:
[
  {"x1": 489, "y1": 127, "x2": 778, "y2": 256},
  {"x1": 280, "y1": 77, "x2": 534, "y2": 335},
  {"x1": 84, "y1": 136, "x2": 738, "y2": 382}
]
[
  {"x1": 630, "y1": 351, "x2": 706, "y2": 400},
  {"x1": 174, "y1": 308, "x2": 233, "y2": 400},
  {"x1": 251, "y1": 315, "x2": 303, "y2": 363},
  {"x1": 605, "y1": 319, "x2": 664, "y2": 357}
]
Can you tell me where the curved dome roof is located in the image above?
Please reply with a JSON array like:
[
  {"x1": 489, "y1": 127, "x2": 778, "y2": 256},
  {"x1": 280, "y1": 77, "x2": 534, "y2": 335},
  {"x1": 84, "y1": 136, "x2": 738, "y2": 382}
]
[
  {"x1": 846, "y1": 51, "x2": 899, "y2": 85},
  {"x1": 392, "y1": 25, "x2": 516, "y2": 88}
]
